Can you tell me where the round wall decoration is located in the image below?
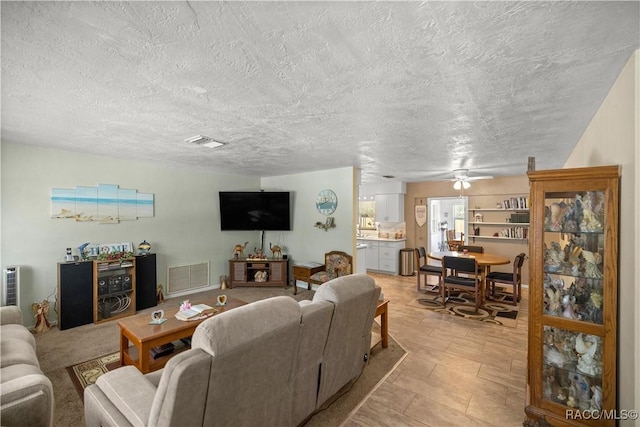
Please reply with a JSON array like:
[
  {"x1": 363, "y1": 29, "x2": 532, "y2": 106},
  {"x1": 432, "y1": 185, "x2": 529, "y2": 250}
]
[{"x1": 316, "y1": 189, "x2": 337, "y2": 215}]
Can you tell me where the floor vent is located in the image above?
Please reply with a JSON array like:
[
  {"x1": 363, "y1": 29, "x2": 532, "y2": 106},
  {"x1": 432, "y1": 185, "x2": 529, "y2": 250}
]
[
  {"x1": 3, "y1": 266, "x2": 21, "y2": 306},
  {"x1": 167, "y1": 262, "x2": 209, "y2": 295}
]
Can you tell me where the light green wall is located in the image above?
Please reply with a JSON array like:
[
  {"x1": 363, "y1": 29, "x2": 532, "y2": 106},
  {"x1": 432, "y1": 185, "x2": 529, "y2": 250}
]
[
  {"x1": 564, "y1": 50, "x2": 639, "y2": 420},
  {"x1": 0, "y1": 142, "x2": 260, "y2": 322},
  {"x1": 262, "y1": 167, "x2": 356, "y2": 270},
  {"x1": 0, "y1": 142, "x2": 356, "y2": 326}
]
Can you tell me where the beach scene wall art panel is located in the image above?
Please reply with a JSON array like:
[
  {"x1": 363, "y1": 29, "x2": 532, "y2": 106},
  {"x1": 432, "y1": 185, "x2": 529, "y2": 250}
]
[
  {"x1": 136, "y1": 193, "x2": 154, "y2": 218},
  {"x1": 50, "y1": 184, "x2": 155, "y2": 224},
  {"x1": 76, "y1": 186, "x2": 98, "y2": 221},
  {"x1": 118, "y1": 188, "x2": 137, "y2": 221},
  {"x1": 98, "y1": 184, "x2": 119, "y2": 223},
  {"x1": 51, "y1": 188, "x2": 77, "y2": 218}
]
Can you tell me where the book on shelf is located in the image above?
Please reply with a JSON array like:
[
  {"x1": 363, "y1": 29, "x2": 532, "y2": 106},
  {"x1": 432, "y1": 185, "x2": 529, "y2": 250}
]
[{"x1": 175, "y1": 303, "x2": 216, "y2": 321}]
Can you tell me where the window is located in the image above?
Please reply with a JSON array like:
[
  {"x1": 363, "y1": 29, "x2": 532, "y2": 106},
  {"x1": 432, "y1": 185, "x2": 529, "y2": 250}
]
[{"x1": 358, "y1": 200, "x2": 376, "y2": 229}]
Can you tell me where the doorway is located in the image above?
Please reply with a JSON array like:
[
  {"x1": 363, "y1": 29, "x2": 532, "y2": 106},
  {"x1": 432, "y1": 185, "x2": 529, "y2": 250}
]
[{"x1": 427, "y1": 196, "x2": 468, "y2": 252}]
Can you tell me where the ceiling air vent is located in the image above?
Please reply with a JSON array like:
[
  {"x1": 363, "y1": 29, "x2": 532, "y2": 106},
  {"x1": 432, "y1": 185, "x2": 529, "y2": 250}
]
[{"x1": 185, "y1": 135, "x2": 224, "y2": 149}]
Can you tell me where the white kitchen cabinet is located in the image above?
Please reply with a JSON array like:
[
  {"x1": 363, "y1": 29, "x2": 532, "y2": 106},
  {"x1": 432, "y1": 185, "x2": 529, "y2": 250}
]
[
  {"x1": 356, "y1": 244, "x2": 367, "y2": 274},
  {"x1": 364, "y1": 240, "x2": 379, "y2": 270},
  {"x1": 360, "y1": 239, "x2": 404, "y2": 274},
  {"x1": 375, "y1": 194, "x2": 404, "y2": 222},
  {"x1": 377, "y1": 240, "x2": 404, "y2": 274}
]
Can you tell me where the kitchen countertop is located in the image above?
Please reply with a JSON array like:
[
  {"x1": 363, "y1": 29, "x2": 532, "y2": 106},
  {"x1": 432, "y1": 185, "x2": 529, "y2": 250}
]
[{"x1": 356, "y1": 237, "x2": 406, "y2": 242}]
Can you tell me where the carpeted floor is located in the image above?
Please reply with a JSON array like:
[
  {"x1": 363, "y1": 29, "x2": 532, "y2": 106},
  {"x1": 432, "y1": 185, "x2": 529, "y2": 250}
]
[
  {"x1": 37, "y1": 286, "x2": 405, "y2": 426},
  {"x1": 407, "y1": 289, "x2": 520, "y2": 328}
]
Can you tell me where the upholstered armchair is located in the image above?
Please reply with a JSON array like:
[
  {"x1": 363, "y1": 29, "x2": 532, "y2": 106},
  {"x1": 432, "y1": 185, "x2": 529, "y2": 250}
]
[{"x1": 309, "y1": 251, "x2": 353, "y2": 285}]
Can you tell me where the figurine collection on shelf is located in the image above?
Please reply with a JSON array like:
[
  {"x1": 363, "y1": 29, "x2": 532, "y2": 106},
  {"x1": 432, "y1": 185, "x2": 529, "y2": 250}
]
[
  {"x1": 544, "y1": 191, "x2": 605, "y2": 233},
  {"x1": 542, "y1": 327, "x2": 603, "y2": 411},
  {"x1": 543, "y1": 274, "x2": 603, "y2": 324},
  {"x1": 543, "y1": 223, "x2": 604, "y2": 325},
  {"x1": 542, "y1": 192, "x2": 606, "y2": 327}
]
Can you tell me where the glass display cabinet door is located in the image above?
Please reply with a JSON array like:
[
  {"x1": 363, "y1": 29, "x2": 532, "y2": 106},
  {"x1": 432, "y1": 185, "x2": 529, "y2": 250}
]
[{"x1": 526, "y1": 166, "x2": 619, "y2": 427}]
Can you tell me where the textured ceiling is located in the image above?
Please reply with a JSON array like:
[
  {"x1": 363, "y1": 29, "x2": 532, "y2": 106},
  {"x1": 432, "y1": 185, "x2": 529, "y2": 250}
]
[{"x1": 1, "y1": 1, "x2": 638, "y2": 184}]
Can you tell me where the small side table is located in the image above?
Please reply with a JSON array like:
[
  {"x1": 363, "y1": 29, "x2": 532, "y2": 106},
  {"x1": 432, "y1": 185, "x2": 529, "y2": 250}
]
[
  {"x1": 292, "y1": 262, "x2": 325, "y2": 295},
  {"x1": 372, "y1": 299, "x2": 389, "y2": 349}
]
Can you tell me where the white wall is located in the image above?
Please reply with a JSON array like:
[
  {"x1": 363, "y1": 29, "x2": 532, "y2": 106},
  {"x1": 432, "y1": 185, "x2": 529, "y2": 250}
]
[
  {"x1": 564, "y1": 50, "x2": 639, "y2": 421},
  {"x1": 0, "y1": 142, "x2": 260, "y2": 325},
  {"x1": 0, "y1": 142, "x2": 357, "y2": 324},
  {"x1": 262, "y1": 167, "x2": 357, "y2": 289}
]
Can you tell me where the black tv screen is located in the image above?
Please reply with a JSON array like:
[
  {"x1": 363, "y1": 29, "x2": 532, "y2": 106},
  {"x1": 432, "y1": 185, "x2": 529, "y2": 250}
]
[{"x1": 219, "y1": 191, "x2": 291, "y2": 231}]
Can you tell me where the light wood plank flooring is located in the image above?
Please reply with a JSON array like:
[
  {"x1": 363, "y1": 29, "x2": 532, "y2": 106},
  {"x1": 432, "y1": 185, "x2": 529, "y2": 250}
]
[{"x1": 343, "y1": 272, "x2": 528, "y2": 427}]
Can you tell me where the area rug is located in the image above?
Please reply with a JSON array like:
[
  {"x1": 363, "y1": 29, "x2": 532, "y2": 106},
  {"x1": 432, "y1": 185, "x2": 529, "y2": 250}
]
[
  {"x1": 66, "y1": 352, "x2": 121, "y2": 400},
  {"x1": 408, "y1": 289, "x2": 520, "y2": 328}
]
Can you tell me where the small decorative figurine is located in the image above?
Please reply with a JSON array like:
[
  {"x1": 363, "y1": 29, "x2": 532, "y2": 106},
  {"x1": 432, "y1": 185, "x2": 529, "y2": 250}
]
[
  {"x1": 575, "y1": 333, "x2": 598, "y2": 376},
  {"x1": 548, "y1": 202, "x2": 567, "y2": 231},
  {"x1": 580, "y1": 192, "x2": 603, "y2": 231},
  {"x1": 581, "y1": 250, "x2": 603, "y2": 279},
  {"x1": 269, "y1": 243, "x2": 282, "y2": 259},
  {"x1": 32, "y1": 300, "x2": 51, "y2": 334},
  {"x1": 219, "y1": 275, "x2": 228, "y2": 290},
  {"x1": 157, "y1": 284, "x2": 164, "y2": 302},
  {"x1": 544, "y1": 242, "x2": 564, "y2": 272},
  {"x1": 138, "y1": 240, "x2": 151, "y2": 255},
  {"x1": 232, "y1": 242, "x2": 249, "y2": 258},
  {"x1": 590, "y1": 385, "x2": 602, "y2": 411},
  {"x1": 254, "y1": 271, "x2": 268, "y2": 282},
  {"x1": 253, "y1": 247, "x2": 265, "y2": 259},
  {"x1": 180, "y1": 300, "x2": 192, "y2": 311}
]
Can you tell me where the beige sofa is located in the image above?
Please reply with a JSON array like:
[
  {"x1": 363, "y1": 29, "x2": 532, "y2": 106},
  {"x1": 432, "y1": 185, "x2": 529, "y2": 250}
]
[
  {"x1": 84, "y1": 273, "x2": 380, "y2": 427},
  {"x1": 0, "y1": 306, "x2": 54, "y2": 427}
]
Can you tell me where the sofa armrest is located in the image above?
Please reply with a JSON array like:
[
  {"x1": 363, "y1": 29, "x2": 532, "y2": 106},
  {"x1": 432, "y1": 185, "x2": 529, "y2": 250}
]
[
  {"x1": 93, "y1": 366, "x2": 157, "y2": 426},
  {"x1": 0, "y1": 306, "x2": 24, "y2": 325},
  {"x1": 0, "y1": 364, "x2": 54, "y2": 427}
]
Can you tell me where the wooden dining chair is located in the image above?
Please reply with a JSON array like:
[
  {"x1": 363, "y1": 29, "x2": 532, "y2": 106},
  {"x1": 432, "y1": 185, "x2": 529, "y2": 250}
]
[
  {"x1": 456, "y1": 245, "x2": 483, "y2": 253},
  {"x1": 414, "y1": 247, "x2": 441, "y2": 293},
  {"x1": 446, "y1": 230, "x2": 464, "y2": 251},
  {"x1": 456, "y1": 245, "x2": 485, "y2": 274},
  {"x1": 441, "y1": 256, "x2": 482, "y2": 312},
  {"x1": 486, "y1": 252, "x2": 526, "y2": 305}
]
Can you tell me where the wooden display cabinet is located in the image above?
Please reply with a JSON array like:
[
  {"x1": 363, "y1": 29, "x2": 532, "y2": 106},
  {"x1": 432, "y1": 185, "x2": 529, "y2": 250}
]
[
  {"x1": 525, "y1": 166, "x2": 619, "y2": 427},
  {"x1": 93, "y1": 258, "x2": 136, "y2": 323},
  {"x1": 229, "y1": 258, "x2": 288, "y2": 288}
]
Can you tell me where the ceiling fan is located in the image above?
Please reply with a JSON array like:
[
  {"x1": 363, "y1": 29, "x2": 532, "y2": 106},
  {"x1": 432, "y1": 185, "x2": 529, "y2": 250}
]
[{"x1": 450, "y1": 169, "x2": 494, "y2": 192}]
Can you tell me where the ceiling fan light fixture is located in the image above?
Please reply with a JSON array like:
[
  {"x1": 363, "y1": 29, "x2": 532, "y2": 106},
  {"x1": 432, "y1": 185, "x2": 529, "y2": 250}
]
[{"x1": 453, "y1": 180, "x2": 471, "y2": 190}]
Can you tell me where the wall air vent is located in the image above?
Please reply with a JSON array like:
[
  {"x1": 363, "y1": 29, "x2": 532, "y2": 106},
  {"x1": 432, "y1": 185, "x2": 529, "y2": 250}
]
[{"x1": 167, "y1": 262, "x2": 210, "y2": 295}]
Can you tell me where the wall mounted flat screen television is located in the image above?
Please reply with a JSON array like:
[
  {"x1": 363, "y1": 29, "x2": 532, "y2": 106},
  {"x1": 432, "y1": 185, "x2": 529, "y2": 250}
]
[{"x1": 219, "y1": 191, "x2": 291, "y2": 231}]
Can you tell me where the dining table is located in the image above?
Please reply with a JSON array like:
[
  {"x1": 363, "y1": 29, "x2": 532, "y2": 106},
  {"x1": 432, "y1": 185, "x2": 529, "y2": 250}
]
[{"x1": 427, "y1": 250, "x2": 511, "y2": 303}]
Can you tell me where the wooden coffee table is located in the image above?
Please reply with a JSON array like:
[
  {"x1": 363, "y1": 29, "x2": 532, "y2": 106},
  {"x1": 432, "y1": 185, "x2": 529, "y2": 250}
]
[{"x1": 118, "y1": 297, "x2": 247, "y2": 373}]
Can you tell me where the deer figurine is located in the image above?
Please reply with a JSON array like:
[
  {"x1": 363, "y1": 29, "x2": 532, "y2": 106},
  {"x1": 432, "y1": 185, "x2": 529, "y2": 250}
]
[
  {"x1": 270, "y1": 243, "x2": 282, "y2": 259},
  {"x1": 232, "y1": 241, "x2": 249, "y2": 258}
]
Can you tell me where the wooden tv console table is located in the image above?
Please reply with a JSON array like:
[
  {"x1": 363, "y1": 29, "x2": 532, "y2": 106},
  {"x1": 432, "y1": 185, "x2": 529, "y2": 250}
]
[{"x1": 229, "y1": 258, "x2": 288, "y2": 288}]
